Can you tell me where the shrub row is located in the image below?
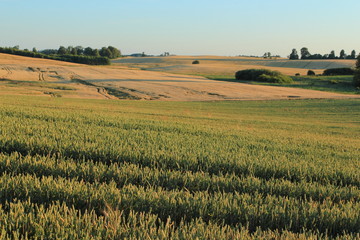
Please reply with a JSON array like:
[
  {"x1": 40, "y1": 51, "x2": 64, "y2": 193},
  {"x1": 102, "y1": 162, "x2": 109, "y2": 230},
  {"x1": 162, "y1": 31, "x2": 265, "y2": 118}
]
[
  {"x1": 0, "y1": 47, "x2": 110, "y2": 65},
  {"x1": 235, "y1": 69, "x2": 293, "y2": 83},
  {"x1": 323, "y1": 68, "x2": 355, "y2": 76}
]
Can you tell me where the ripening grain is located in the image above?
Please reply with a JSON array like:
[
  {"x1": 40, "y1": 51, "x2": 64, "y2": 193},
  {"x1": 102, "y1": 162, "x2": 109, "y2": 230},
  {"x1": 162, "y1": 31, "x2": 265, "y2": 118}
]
[{"x1": 0, "y1": 95, "x2": 359, "y2": 239}]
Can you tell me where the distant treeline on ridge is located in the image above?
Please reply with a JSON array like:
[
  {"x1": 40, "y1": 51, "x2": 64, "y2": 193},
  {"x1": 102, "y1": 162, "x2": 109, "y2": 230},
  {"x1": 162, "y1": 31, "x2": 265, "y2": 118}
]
[
  {"x1": 289, "y1": 48, "x2": 357, "y2": 60},
  {"x1": 0, "y1": 45, "x2": 122, "y2": 65}
]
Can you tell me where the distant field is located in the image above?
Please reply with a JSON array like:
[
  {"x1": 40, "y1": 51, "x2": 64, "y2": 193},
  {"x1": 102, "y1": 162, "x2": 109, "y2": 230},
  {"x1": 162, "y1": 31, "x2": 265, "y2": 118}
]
[
  {"x1": 113, "y1": 55, "x2": 356, "y2": 76},
  {"x1": 0, "y1": 95, "x2": 359, "y2": 238},
  {"x1": 113, "y1": 56, "x2": 360, "y2": 95},
  {"x1": 202, "y1": 75, "x2": 360, "y2": 95},
  {"x1": 1, "y1": 53, "x2": 359, "y2": 101}
]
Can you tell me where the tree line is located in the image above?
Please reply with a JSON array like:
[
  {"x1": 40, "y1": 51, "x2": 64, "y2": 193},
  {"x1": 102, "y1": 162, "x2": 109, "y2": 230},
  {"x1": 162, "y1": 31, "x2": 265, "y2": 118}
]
[
  {"x1": 0, "y1": 45, "x2": 122, "y2": 65},
  {"x1": 40, "y1": 46, "x2": 121, "y2": 59},
  {"x1": 289, "y1": 48, "x2": 357, "y2": 60}
]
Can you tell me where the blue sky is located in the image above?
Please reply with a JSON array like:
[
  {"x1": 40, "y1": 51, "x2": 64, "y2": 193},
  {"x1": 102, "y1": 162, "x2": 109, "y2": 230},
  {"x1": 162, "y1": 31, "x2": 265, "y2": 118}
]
[{"x1": 0, "y1": 0, "x2": 359, "y2": 57}]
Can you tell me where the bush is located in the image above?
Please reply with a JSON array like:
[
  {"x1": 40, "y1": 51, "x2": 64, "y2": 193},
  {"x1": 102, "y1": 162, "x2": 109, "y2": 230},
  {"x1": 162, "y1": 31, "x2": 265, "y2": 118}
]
[
  {"x1": 323, "y1": 68, "x2": 354, "y2": 76},
  {"x1": 235, "y1": 69, "x2": 293, "y2": 83},
  {"x1": 295, "y1": 73, "x2": 300, "y2": 76},
  {"x1": 192, "y1": 60, "x2": 200, "y2": 64},
  {"x1": 307, "y1": 70, "x2": 315, "y2": 76}
]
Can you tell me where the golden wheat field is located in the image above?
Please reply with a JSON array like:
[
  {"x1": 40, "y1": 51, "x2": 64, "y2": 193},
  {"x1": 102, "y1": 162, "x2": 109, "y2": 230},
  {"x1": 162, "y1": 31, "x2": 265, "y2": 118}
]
[{"x1": 0, "y1": 53, "x2": 358, "y2": 101}]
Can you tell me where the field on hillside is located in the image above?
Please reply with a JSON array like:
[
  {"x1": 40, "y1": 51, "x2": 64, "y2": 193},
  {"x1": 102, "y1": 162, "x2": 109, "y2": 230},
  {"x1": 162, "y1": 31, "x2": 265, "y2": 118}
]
[
  {"x1": 0, "y1": 95, "x2": 359, "y2": 239},
  {"x1": 113, "y1": 55, "x2": 356, "y2": 77},
  {"x1": 1, "y1": 53, "x2": 359, "y2": 101}
]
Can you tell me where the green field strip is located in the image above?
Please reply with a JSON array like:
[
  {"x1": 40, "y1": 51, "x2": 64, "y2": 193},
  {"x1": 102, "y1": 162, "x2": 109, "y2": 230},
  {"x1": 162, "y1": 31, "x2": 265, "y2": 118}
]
[
  {"x1": 0, "y1": 173, "x2": 359, "y2": 236},
  {"x1": 0, "y1": 96, "x2": 359, "y2": 238},
  {"x1": 3, "y1": 200, "x2": 356, "y2": 240},
  {"x1": 0, "y1": 135, "x2": 358, "y2": 189},
  {"x1": 0, "y1": 153, "x2": 358, "y2": 204}
]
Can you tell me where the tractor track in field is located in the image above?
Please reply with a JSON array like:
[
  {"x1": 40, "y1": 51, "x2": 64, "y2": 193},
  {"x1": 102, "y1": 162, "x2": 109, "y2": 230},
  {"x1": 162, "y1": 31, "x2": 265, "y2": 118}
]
[
  {"x1": 1, "y1": 66, "x2": 13, "y2": 79},
  {"x1": 70, "y1": 78, "x2": 139, "y2": 100}
]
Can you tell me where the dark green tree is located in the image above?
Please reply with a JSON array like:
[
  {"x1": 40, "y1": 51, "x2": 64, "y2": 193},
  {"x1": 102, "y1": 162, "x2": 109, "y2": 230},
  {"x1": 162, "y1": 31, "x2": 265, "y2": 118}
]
[
  {"x1": 300, "y1": 47, "x2": 311, "y2": 59},
  {"x1": 32, "y1": 47, "x2": 37, "y2": 53},
  {"x1": 67, "y1": 46, "x2": 74, "y2": 54},
  {"x1": 84, "y1": 47, "x2": 93, "y2": 56},
  {"x1": 350, "y1": 50, "x2": 356, "y2": 59},
  {"x1": 108, "y1": 46, "x2": 121, "y2": 59},
  {"x1": 307, "y1": 70, "x2": 316, "y2": 76},
  {"x1": 70, "y1": 48, "x2": 78, "y2": 55},
  {"x1": 289, "y1": 49, "x2": 299, "y2": 60},
  {"x1": 99, "y1": 47, "x2": 112, "y2": 58},
  {"x1": 339, "y1": 50, "x2": 346, "y2": 59},
  {"x1": 57, "y1": 46, "x2": 67, "y2": 55},
  {"x1": 328, "y1": 50, "x2": 336, "y2": 59},
  {"x1": 75, "y1": 46, "x2": 84, "y2": 55},
  {"x1": 92, "y1": 49, "x2": 100, "y2": 57},
  {"x1": 263, "y1": 52, "x2": 271, "y2": 58}
]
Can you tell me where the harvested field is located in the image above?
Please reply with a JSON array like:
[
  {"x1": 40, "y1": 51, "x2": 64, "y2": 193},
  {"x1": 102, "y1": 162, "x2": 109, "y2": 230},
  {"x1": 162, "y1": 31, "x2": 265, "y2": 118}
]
[
  {"x1": 113, "y1": 55, "x2": 356, "y2": 76},
  {"x1": 0, "y1": 53, "x2": 359, "y2": 101}
]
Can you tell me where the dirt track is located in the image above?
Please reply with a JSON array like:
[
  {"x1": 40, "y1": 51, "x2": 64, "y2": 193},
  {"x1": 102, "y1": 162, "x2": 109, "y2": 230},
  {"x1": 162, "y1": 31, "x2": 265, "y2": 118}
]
[{"x1": 0, "y1": 53, "x2": 359, "y2": 101}]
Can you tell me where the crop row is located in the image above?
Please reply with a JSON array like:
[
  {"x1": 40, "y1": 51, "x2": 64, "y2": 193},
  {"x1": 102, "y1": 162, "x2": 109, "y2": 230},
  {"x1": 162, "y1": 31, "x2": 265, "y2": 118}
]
[
  {"x1": 0, "y1": 106, "x2": 357, "y2": 188},
  {"x1": 0, "y1": 152, "x2": 358, "y2": 204},
  {"x1": 0, "y1": 134, "x2": 358, "y2": 189},
  {"x1": 3, "y1": 200, "x2": 357, "y2": 240},
  {"x1": 0, "y1": 173, "x2": 359, "y2": 236}
]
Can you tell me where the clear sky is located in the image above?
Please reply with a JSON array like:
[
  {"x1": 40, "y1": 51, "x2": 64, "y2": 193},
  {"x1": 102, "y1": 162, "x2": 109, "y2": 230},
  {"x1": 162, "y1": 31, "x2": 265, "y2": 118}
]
[{"x1": 1, "y1": 0, "x2": 359, "y2": 57}]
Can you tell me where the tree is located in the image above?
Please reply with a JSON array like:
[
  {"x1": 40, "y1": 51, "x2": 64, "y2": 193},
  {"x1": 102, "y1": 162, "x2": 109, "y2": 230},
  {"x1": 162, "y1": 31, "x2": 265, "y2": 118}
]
[
  {"x1": 84, "y1": 47, "x2": 93, "y2": 56},
  {"x1": 67, "y1": 46, "x2": 74, "y2": 54},
  {"x1": 108, "y1": 46, "x2": 121, "y2": 59},
  {"x1": 99, "y1": 47, "x2": 112, "y2": 58},
  {"x1": 300, "y1": 47, "x2": 311, "y2": 59},
  {"x1": 350, "y1": 50, "x2": 356, "y2": 59},
  {"x1": 310, "y1": 53, "x2": 323, "y2": 59},
  {"x1": 263, "y1": 52, "x2": 271, "y2": 59},
  {"x1": 57, "y1": 46, "x2": 67, "y2": 55},
  {"x1": 75, "y1": 46, "x2": 84, "y2": 55},
  {"x1": 41, "y1": 49, "x2": 57, "y2": 55},
  {"x1": 328, "y1": 50, "x2": 336, "y2": 59},
  {"x1": 307, "y1": 70, "x2": 316, "y2": 76},
  {"x1": 70, "y1": 48, "x2": 78, "y2": 55},
  {"x1": 339, "y1": 50, "x2": 346, "y2": 59},
  {"x1": 92, "y1": 49, "x2": 100, "y2": 57},
  {"x1": 289, "y1": 49, "x2": 299, "y2": 60},
  {"x1": 32, "y1": 47, "x2": 37, "y2": 53}
]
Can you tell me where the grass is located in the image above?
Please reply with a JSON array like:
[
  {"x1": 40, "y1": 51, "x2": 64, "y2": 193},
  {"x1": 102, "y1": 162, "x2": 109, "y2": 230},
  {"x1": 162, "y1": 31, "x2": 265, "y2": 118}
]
[
  {"x1": 0, "y1": 95, "x2": 359, "y2": 239},
  {"x1": 199, "y1": 73, "x2": 360, "y2": 95},
  {"x1": 0, "y1": 79, "x2": 77, "y2": 91},
  {"x1": 289, "y1": 75, "x2": 359, "y2": 94}
]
